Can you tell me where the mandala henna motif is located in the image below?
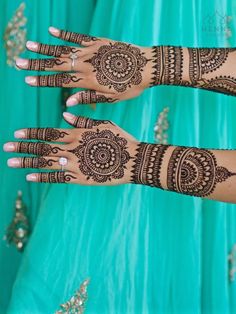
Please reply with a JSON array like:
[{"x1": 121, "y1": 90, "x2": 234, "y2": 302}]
[
  {"x1": 167, "y1": 147, "x2": 236, "y2": 197},
  {"x1": 77, "y1": 90, "x2": 116, "y2": 104},
  {"x1": 188, "y1": 48, "x2": 231, "y2": 83},
  {"x1": 69, "y1": 129, "x2": 130, "y2": 182},
  {"x1": 38, "y1": 172, "x2": 76, "y2": 183},
  {"x1": 21, "y1": 157, "x2": 56, "y2": 168},
  {"x1": 59, "y1": 30, "x2": 98, "y2": 45},
  {"x1": 26, "y1": 128, "x2": 69, "y2": 141},
  {"x1": 28, "y1": 59, "x2": 67, "y2": 71},
  {"x1": 86, "y1": 42, "x2": 148, "y2": 92},
  {"x1": 37, "y1": 73, "x2": 81, "y2": 87},
  {"x1": 37, "y1": 44, "x2": 80, "y2": 57},
  {"x1": 17, "y1": 142, "x2": 64, "y2": 156},
  {"x1": 131, "y1": 143, "x2": 168, "y2": 188}
]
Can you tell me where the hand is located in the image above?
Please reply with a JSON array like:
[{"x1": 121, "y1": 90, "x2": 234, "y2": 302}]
[
  {"x1": 16, "y1": 27, "x2": 153, "y2": 106},
  {"x1": 4, "y1": 113, "x2": 138, "y2": 185}
]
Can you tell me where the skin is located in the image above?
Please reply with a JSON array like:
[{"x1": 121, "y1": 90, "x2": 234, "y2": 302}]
[{"x1": 3, "y1": 112, "x2": 236, "y2": 203}]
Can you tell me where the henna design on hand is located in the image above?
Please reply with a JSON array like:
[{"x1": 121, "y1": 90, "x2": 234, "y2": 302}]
[
  {"x1": 38, "y1": 172, "x2": 76, "y2": 183},
  {"x1": 76, "y1": 90, "x2": 116, "y2": 104},
  {"x1": 59, "y1": 30, "x2": 98, "y2": 45},
  {"x1": 26, "y1": 128, "x2": 69, "y2": 141},
  {"x1": 37, "y1": 44, "x2": 80, "y2": 57},
  {"x1": 72, "y1": 116, "x2": 112, "y2": 129},
  {"x1": 69, "y1": 129, "x2": 130, "y2": 183},
  {"x1": 85, "y1": 42, "x2": 148, "y2": 92},
  {"x1": 131, "y1": 143, "x2": 168, "y2": 188},
  {"x1": 150, "y1": 46, "x2": 183, "y2": 86},
  {"x1": 17, "y1": 142, "x2": 64, "y2": 156},
  {"x1": 167, "y1": 147, "x2": 236, "y2": 197},
  {"x1": 28, "y1": 59, "x2": 67, "y2": 71},
  {"x1": 37, "y1": 73, "x2": 81, "y2": 87},
  {"x1": 21, "y1": 157, "x2": 56, "y2": 168}
]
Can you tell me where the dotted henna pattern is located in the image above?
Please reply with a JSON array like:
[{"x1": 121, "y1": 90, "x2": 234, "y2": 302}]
[
  {"x1": 86, "y1": 42, "x2": 148, "y2": 92},
  {"x1": 167, "y1": 147, "x2": 236, "y2": 197},
  {"x1": 69, "y1": 129, "x2": 130, "y2": 182}
]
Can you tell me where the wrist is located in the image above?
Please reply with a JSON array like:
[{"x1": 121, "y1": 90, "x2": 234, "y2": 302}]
[{"x1": 129, "y1": 142, "x2": 169, "y2": 188}]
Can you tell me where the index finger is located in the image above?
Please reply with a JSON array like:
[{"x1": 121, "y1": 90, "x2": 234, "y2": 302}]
[{"x1": 49, "y1": 26, "x2": 99, "y2": 46}]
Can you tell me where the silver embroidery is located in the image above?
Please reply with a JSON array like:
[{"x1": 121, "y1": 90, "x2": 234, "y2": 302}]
[
  {"x1": 56, "y1": 279, "x2": 90, "y2": 314},
  {"x1": 154, "y1": 107, "x2": 170, "y2": 144},
  {"x1": 228, "y1": 244, "x2": 236, "y2": 282},
  {"x1": 4, "y1": 3, "x2": 27, "y2": 68}
]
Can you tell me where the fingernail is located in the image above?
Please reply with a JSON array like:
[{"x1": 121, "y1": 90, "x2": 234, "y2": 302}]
[
  {"x1": 49, "y1": 26, "x2": 60, "y2": 35},
  {"x1": 15, "y1": 58, "x2": 28, "y2": 68},
  {"x1": 66, "y1": 97, "x2": 78, "y2": 107},
  {"x1": 14, "y1": 130, "x2": 26, "y2": 138},
  {"x1": 8, "y1": 158, "x2": 20, "y2": 167},
  {"x1": 25, "y1": 76, "x2": 37, "y2": 85},
  {"x1": 3, "y1": 143, "x2": 15, "y2": 152},
  {"x1": 26, "y1": 41, "x2": 38, "y2": 50},
  {"x1": 26, "y1": 174, "x2": 37, "y2": 182},
  {"x1": 63, "y1": 112, "x2": 75, "y2": 122}
]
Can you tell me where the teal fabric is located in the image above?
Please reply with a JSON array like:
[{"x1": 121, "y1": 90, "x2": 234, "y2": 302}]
[{"x1": 1, "y1": 0, "x2": 236, "y2": 313}]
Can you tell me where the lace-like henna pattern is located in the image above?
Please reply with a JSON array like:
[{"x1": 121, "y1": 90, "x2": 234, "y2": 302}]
[
  {"x1": 150, "y1": 46, "x2": 183, "y2": 86},
  {"x1": 188, "y1": 48, "x2": 231, "y2": 83},
  {"x1": 167, "y1": 147, "x2": 236, "y2": 197},
  {"x1": 69, "y1": 129, "x2": 130, "y2": 182},
  {"x1": 59, "y1": 30, "x2": 98, "y2": 45},
  {"x1": 37, "y1": 44, "x2": 80, "y2": 57},
  {"x1": 150, "y1": 46, "x2": 164, "y2": 86},
  {"x1": 77, "y1": 90, "x2": 116, "y2": 104},
  {"x1": 37, "y1": 73, "x2": 81, "y2": 87},
  {"x1": 38, "y1": 172, "x2": 76, "y2": 183},
  {"x1": 73, "y1": 117, "x2": 111, "y2": 129},
  {"x1": 131, "y1": 143, "x2": 168, "y2": 188},
  {"x1": 28, "y1": 59, "x2": 67, "y2": 71},
  {"x1": 198, "y1": 76, "x2": 236, "y2": 96},
  {"x1": 21, "y1": 157, "x2": 56, "y2": 168},
  {"x1": 26, "y1": 128, "x2": 69, "y2": 141},
  {"x1": 17, "y1": 142, "x2": 64, "y2": 156},
  {"x1": 86, "y1": 42, "x2": 148, "y2": 92}
]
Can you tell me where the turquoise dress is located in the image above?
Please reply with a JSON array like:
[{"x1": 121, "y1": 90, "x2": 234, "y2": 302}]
[{"x1": 3, "y1": 0, "x2": 236, "y2": 313}]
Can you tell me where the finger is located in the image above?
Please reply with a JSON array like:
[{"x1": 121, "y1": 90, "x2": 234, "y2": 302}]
[
  {"x1": 8, "y1": 157, "x2": 57, "y2": 169},
  {"x1": 63, "y1": 112, "x2": 112, "y2": 129},
  {"x1": 14, "y1": 128, "x2": 73, "y2": 143},
  {"x1": 25, "y1": 73, "x2": 90, "y2": 88},
  {"x1": 49, "y1": 26, "x2": 99, "y2": 46},
  {"x1": 26, "y1": 171, "x2": 77, "y2": 183},
  {"x1": 16, "y1": 57, "x2": 87, "y2": 73},
  {"x1": 4, "y1": 142, "x2": 65, "y2": 156},
  {"x1": 66, "y1": 90, "x2": 117, "y2": 106},
  {"x1": 26, "y1": 41, "x2": 83, "y2": 58}
]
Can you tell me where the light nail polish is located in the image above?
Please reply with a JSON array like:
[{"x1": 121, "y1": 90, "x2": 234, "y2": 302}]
[
  {"x1": 49, "y1": 26, "x2": 60, "y2": 35},
  {"x1": 15, "y1": 58, "x2": 28, "y2": 68},
  {"x1": 26, "y1": 174, "x2": 37, "y2": 182},
  {"x1": 25, "y1": 77, "x2": 37, "y2": 85},
  {"x1": 8, "y1": 158, "x2": 20, "y2": 167},
  {"x1": 63, "y1": 112, "x2": 75, "y2": 122},
  {"x1": 26, "y1": 41, "x2": 38, "y2": 50},
  {"x1": 14, "y1": 130, "x2": 26, "y2": 138},
  {"x1": 3, "y1": 143, "x2": 15, "y2": 152},
  {"x1": 66, "y1": 98, "x2": 78, "y2": 107}
]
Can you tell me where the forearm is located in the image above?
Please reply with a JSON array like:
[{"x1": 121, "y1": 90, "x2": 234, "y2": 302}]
[
  {"x1": 149, "y1": 46, "x2": 236, "y2": 96},
  {"x1": 131, "y1": 143, "x2": 236, "y2": 203}
]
